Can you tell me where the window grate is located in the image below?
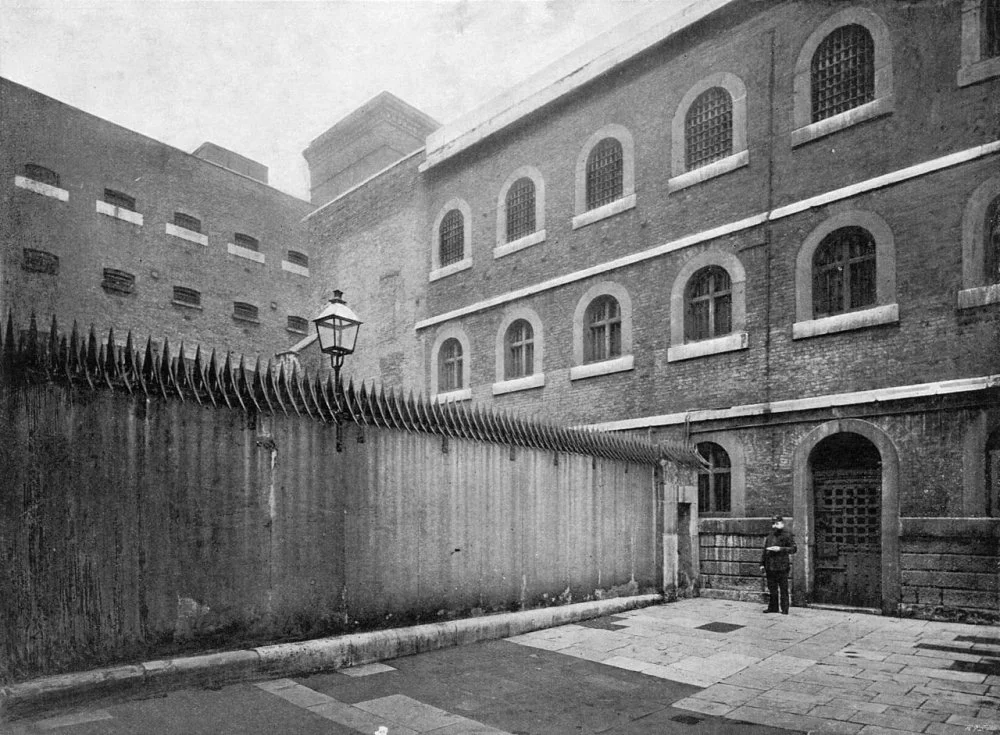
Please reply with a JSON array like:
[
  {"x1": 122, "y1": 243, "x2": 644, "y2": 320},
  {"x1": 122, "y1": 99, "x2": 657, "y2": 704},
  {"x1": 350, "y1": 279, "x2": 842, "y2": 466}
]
[
  {"x1": 505, "y1": 177, "x2": 536, "y2": 242},
  {"x1": 22, "y1": 248, "x2": 59, "y2": 275},
  {"x1": 101, "y1": 268, "x2": 135, "y2": 295},
  {"x1": 173, "y1": 212, "x2": 201, "y2": 233},
  {"x1": 686, "y1": 266, "x2": 733, "y2": 341},
  {"x1": 172, "y1": 286, "x2": 201, "y2": 307},
  {"x1": 104, "y1": 189, "x2": 136, "y2": 211},
  {"x1": 813, "y1": 226, "x2": 877, "y2": 317},
  {"x1": 811, "y1": 24, "x2": 875, "y2": 123},
  {"x1": 439, "y1": 209, "x2": 464, "y2": 267},
  {"x1": 987, "y1": 196, "x2": 1000, "y2": 285},
  {"x1": 438, "y1": 338, "x2": 463, "y2": 392},
  {"x1": 584, "y1": 295, "x2": 621, "y2": 363},
  {"x1": 504, "y1": 319, "x2": 534, "y2": 380},
  {"x1": 287, "y1": 315, "x2": 309, "y2": 333},
  {"x1": 234, "y1": 233, "x2": 259, "y2": 252},
  {"x1": 685, "y1": 87, "x2": 733, "y2": 171},
  {"x1": 586, "y1": 138, "x2": 623, "y2": 211},
  {"x1": 986, "y1": 0, "x2": 1000, "y2": 58},
  {"x1": 286, "y1": 250, "x2": 309, "y2": 268},
  {"x1": 24, "y1": 164, "x2": 60, "y2": 188},
  {"x1": 233, "y1": 302, "x2": 259, "y2": 322},
  {"x1": 697, "y1": 442, "x2": 731, "y2": 514}
]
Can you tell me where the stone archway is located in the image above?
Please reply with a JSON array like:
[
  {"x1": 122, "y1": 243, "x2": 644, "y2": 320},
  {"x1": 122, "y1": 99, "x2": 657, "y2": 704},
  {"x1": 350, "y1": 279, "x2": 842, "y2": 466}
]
[{"x1": 792, "y1": 419, "x2": 900, "y2": 614}]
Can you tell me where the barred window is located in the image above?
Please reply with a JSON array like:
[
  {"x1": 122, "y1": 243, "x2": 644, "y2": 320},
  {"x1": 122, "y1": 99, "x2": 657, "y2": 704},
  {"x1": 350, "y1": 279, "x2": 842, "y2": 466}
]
[
  {"x1": 101, "y1": 268, "x2": 135, "y2": 295},
  {"x1": 172, "y1": 286, "x2": 201, "y2": 307},
  {"x1": 439, "y1": 209, "x2": 464, "y2": 267},
  {"x1": 684, "y1": 87, "x2": 733, "y2": 171},
  {"x1": 22, "y1": 248, "x2": 59, "y2": 275},
  {"x1": 812, "y1": 226, "x2": 877, "y2": 317},
  {"x1": 584, "y1": 295, "x2": 621, "y2": 363},
  {"x1": 685, "y1": 266, "x2": 733, "y2": 341},
  {"x1": 24, "y1": 164, "x2": 60, "y2": 188},
  {"x1": 286, "y1": 250, "x2": 309, "y2": 268},
  {"x1": 987, "y1": 196, "x2": 1000, "y2": 285},
  {"x1": 438, "y1": 337, "x2": 463, "y2": 392},
  {"x1": 697, "y1": 442, "x2": 731, "y2": 514},
  {"x1": 287, "y1": 315, "x2": 309, "y2": 333},
  {"x1": 234, "y1": 233, "x2": 259, "y2": 251},
  {"x1": 811, "y1": 24, "x2": 875, "y2": 123},
  {"x1": 505, "y1": 177, "x2": 536, "y2": 242},
  {"x1": 985, "y1": 0, "x2": 1000, "y2": 58},
  {"x1": 173, "y1": 212, "x2": 201, "y2": 233},
  {"x1": 504, "y1": 319, "x2": 534, "y2": 380},
  {"x1": 104, "y1": 189, "x2": 136, "y2": 211},
  {"x1": 233, "y1": 302, "x2": 259, "y2": 322},
  {"x1": 585, "y1": 138, "x2": 623, "y2": 211}
]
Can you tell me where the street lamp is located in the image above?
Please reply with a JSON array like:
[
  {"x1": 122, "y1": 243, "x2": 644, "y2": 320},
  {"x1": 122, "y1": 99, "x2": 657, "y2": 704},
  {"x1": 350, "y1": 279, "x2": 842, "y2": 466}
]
[
  {"x1": 313, "y1": 290, "x2": 362, "y2": 451},
  {"x1": 313, "y1": 289, "x2": 362, "y2": 385}
]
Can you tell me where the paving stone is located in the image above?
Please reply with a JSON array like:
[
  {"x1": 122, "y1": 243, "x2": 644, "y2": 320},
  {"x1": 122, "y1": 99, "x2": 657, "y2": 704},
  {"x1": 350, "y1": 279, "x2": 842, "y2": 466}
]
[
  {"x1": 856, "y1": 726, "x2": 925, "y2": 734},
  {"x1": 671, "y1": 697, "x2": 736, "y2": 716},
  {"x1": 851, "y1": 708, "x2": 940, "y2": 732},
  {"x1": 807, "y1": 719, "x2": 865, "y2": 734},
  {"x1": 925, "y1": 722, "x2": 997, "y2": 735},
  {"x1": 687, "y1": 682, "x2": 760, "y2": 706},
  {"x1": 355, "y1": 694, "x2": 466, "y2": 732},
  {"x1": 945, "y1": 712, "x2": 1000, "y2": 729}
]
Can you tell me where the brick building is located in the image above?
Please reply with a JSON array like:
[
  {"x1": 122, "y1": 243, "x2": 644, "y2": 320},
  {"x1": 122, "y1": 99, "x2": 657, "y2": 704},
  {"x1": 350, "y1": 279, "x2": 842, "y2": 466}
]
[{"x1": 311, "y1": 0, "x2": 1000, "y2": 617}]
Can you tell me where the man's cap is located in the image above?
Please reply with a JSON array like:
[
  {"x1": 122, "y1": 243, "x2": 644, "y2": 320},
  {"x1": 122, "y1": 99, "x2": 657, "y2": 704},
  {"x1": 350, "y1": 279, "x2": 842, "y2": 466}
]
[{"x1": 772, "y1": 515, "x2": 784, "y2": 523}]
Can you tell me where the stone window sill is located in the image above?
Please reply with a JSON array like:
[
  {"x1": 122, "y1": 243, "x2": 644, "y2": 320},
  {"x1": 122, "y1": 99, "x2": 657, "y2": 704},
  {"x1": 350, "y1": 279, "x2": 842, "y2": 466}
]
[
  {"x1": 792, "y1": 303, "x2": 898, "y2": 340},
  {"x1": 232, "y1": 314, "x2": 260, "y2": 324},
  {"x1": 790, "y1": 96, "x2": 894, "y2": 148},
  {"x1": 281, "y1": 261, "x2": 310, "y2": 277},
  {"x1": 572, "y1": 193, "x2": 636, "y2": 230},
  {"x1": 228, "y1": 243, "x2": 265, "y2": 264},
  {"x1": 667, "y1": 331, "x2": 749, "y2": 362},
  {"x1": 492, "y1": 373, "x2": 545, "y2": 396},
  {"x1": 433, "y1": 388, "x2": 471, "y2": 403},
  {"x1": 171, "y1": 300, "x2": 203, "y2": 311},
  {"x1": 569, "y1": 354, "x2": 634, "y2": 381},
  {"x1": 429, "y1": 257, "x2": 472, "y2": 282},
  {"x1": 286, "y1": 327, "x2": 309, "y2": 336},
  {"x1": 97, "y1": 200, "x2": 143, "y2": 225},
  {"x1": 958, "y1": 57, "x2": 1000, "y2": 87},
  {"x1": 166, "y1": 223, "x2": 208, "y2": 246},
  {"x1": 494, "y1": 230, "x2": 546, "y2": 259},
  {"x1": 668, "y1": 150, "x2": 749, "y2": 193},
  {"x1": 15, "y1": 176, "x2": 68, "y2": 201},
  {"x1": 957, "y1": 284, "x2": 1000, "y2": 309}
]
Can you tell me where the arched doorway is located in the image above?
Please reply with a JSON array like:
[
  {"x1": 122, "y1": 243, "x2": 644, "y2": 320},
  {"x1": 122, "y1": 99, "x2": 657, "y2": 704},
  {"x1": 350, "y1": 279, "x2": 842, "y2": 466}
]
[{"x1": 811, "y1": 432, "x2": 882, "y2": 608}]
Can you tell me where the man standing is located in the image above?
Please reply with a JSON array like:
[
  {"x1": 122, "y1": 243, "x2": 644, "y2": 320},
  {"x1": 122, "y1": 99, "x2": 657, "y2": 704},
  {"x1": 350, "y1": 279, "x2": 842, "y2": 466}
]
[{"x1": 760, "y1": 515, "x2": 796, "y2": 614}]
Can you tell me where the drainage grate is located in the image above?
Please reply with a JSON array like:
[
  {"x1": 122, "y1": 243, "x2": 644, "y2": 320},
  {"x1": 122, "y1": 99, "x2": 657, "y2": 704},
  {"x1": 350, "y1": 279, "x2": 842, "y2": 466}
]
[
  {"x1": 696, "y1": 622, "x2": 744, "y2": 633},
  {"x1": 956, "y1": 635, "x2": 1000, "y2": 646},
  {"x1": 950, "y1": 659, "x2": 1000, "y2": 676},
  {"x1": 671, "y1": 714, "x2": 703, "y2": 725}
]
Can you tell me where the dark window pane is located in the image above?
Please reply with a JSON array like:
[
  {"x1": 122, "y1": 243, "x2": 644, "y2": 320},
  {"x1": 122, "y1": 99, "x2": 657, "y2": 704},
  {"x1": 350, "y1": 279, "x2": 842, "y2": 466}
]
[
  {"x1": 685, "y1": 266, "x2": 733, "y2": 341},
  {"x1": 585, "y1": 295, "x2": 621, "y2": 363},
  {"x1": 438, "y1": 337, "x2": 463, "y2": 391},
  {"x1": 173, "y1": 212, "x2": 201, "y2": 233},
  {"x1": 173, "y1": 286, "x2": 201, "y2": 306},
  {"x1": 685, "y1": 86, "x2": 733, "y2": 171},
  {"x1": 22, "y1": 248, "x2": 59, "y2": 275},
  {"x1": 811, "y1": 24, "x2": 875, "y2": 122},
  {"x1": 985, "y1": 0, "x2": 1000, "y2": 58},
  {"x1": 696, "y1": 442, "x2": 732, "y2": 514},
  {"x1": 505, "y1": 178, "x2": 536, "y2": 242},
  {"x1": 286, "y1": 250, "x2": 309, "y2": 268},
  {"x1": 24, "y1": 164, "x2": 60, "y2": 188},
  {"x1": 586, "y1": 138, "x2": 623, "y2": 210},
  {"x1": 287, "y1": 316, "x2": 308, "y2": 333},
  {"x1": 812, "y1": 226, "x2": 876, "y2": 317},
  {"x1": 439, "y1": 209, "x2": 464, "y2": 266},
  {"x1": 234, "y1": 233, "x2": 259, "y2": 251},
  {"x1": 104, "y1": 189, "x2": 136, "y2": 211},
  {"x1": 101, "y1": 268, "x2": 135, "y2": 295},
  {"x1": 504, "y1": 319, "x2": 534, "y2": 380},
  {"x1": 987, "y1": 196, "x2": 1000, "y2": 285},
  {"x1": 233, "y1": 302, "x2": 259, "y2": 321}
]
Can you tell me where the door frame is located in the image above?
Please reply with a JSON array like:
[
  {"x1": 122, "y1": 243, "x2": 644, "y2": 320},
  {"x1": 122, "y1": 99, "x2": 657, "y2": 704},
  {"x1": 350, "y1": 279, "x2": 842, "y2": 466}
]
[{"x1": 792, "y1": 419, "x2": 900, "y2": 615}]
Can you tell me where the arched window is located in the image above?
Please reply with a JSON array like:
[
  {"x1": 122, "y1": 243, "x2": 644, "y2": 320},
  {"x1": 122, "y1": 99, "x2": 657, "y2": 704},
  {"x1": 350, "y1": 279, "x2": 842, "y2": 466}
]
[
  {"x1": 685, "y1": 87, "x2": 733, "y2": 171},
  {"x1": 685, "y1": 266, "x2": 733, "y2": 341},
  {"x1": 986, "y1": 196, "x2": 1000, "y2": 285},
  {"x1": 812, "y1": 226, "x2": 877, "y2": 317},
  {"x1": 24, "y1": 164, "x2": 60, "y2": 188},
  {"x1": 585, "y1": 138, "x2": 623, "y2": 211},
  {"x1": 504, "y1": 319, "x2": 534, "y2": 380},
  {"x1": 985, "y1": 0, "x2": 1000, "y2": 58},
  {"x1": 438, "y1": 337, "x2": 463, "y2": 392},
  {"x1": 505, "y1": 177, "x2": 536, "y2": 243},
  {"x1": 584, "y1": 295, "x2": 621, "y2": 363},
  {"x1": 811, "y1": 24, "x2": 875, "y2": 123},
  {"x1": 439, "y1": 209, "x2": 465, "y2": 267},
  {"x1": 697, "y1": 442, "x2": 731, "y2": 514}
]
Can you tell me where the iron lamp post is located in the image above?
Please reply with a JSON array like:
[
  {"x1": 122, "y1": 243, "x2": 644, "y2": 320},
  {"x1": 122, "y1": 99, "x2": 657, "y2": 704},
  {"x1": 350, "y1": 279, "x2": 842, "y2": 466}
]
[{"x1": 313, "y1": 289, "x2": 362, "y2": 450}]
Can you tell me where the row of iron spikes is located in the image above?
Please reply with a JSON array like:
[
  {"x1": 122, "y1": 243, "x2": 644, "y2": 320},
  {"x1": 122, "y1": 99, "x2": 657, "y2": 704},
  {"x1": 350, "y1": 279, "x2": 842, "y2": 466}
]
[{"x1": 1, "y1": 314, "x2": 664, "y2": 464}]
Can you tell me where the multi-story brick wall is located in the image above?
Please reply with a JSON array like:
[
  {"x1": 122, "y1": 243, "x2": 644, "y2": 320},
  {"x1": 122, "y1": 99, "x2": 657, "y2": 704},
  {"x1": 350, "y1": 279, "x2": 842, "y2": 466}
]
[{"x1": 1, "y1": 78, "x2": 316, "y2": 366}]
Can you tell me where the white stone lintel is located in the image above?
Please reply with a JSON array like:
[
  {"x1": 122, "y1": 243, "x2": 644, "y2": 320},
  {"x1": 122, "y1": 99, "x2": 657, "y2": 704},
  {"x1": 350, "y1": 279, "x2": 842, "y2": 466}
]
[
  {"x1": 15, "y1": 176, "x2": 69, "y2": 201},
  {"x1": 228, "y1": 242, "x2": 265, "y2": 263}
]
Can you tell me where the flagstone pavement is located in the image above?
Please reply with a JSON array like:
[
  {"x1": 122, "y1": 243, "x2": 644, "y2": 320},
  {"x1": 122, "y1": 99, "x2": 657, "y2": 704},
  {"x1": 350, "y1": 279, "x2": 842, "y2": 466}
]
[{"x1": 506, "y1": 598, "x2": 1000, "y2": 734}]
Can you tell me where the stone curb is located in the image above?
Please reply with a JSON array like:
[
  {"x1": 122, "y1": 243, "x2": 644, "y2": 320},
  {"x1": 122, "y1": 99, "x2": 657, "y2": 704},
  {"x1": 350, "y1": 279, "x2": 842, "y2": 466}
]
[{"x1": 1, "y1": 594, "x2": 662, "y2": 721}]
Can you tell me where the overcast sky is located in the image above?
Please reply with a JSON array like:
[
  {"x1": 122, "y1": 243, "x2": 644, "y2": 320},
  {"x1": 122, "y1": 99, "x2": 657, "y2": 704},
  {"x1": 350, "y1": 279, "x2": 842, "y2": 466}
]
[{"x1": 0, "y1": 0, "x2": 704, "y2": 200}]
